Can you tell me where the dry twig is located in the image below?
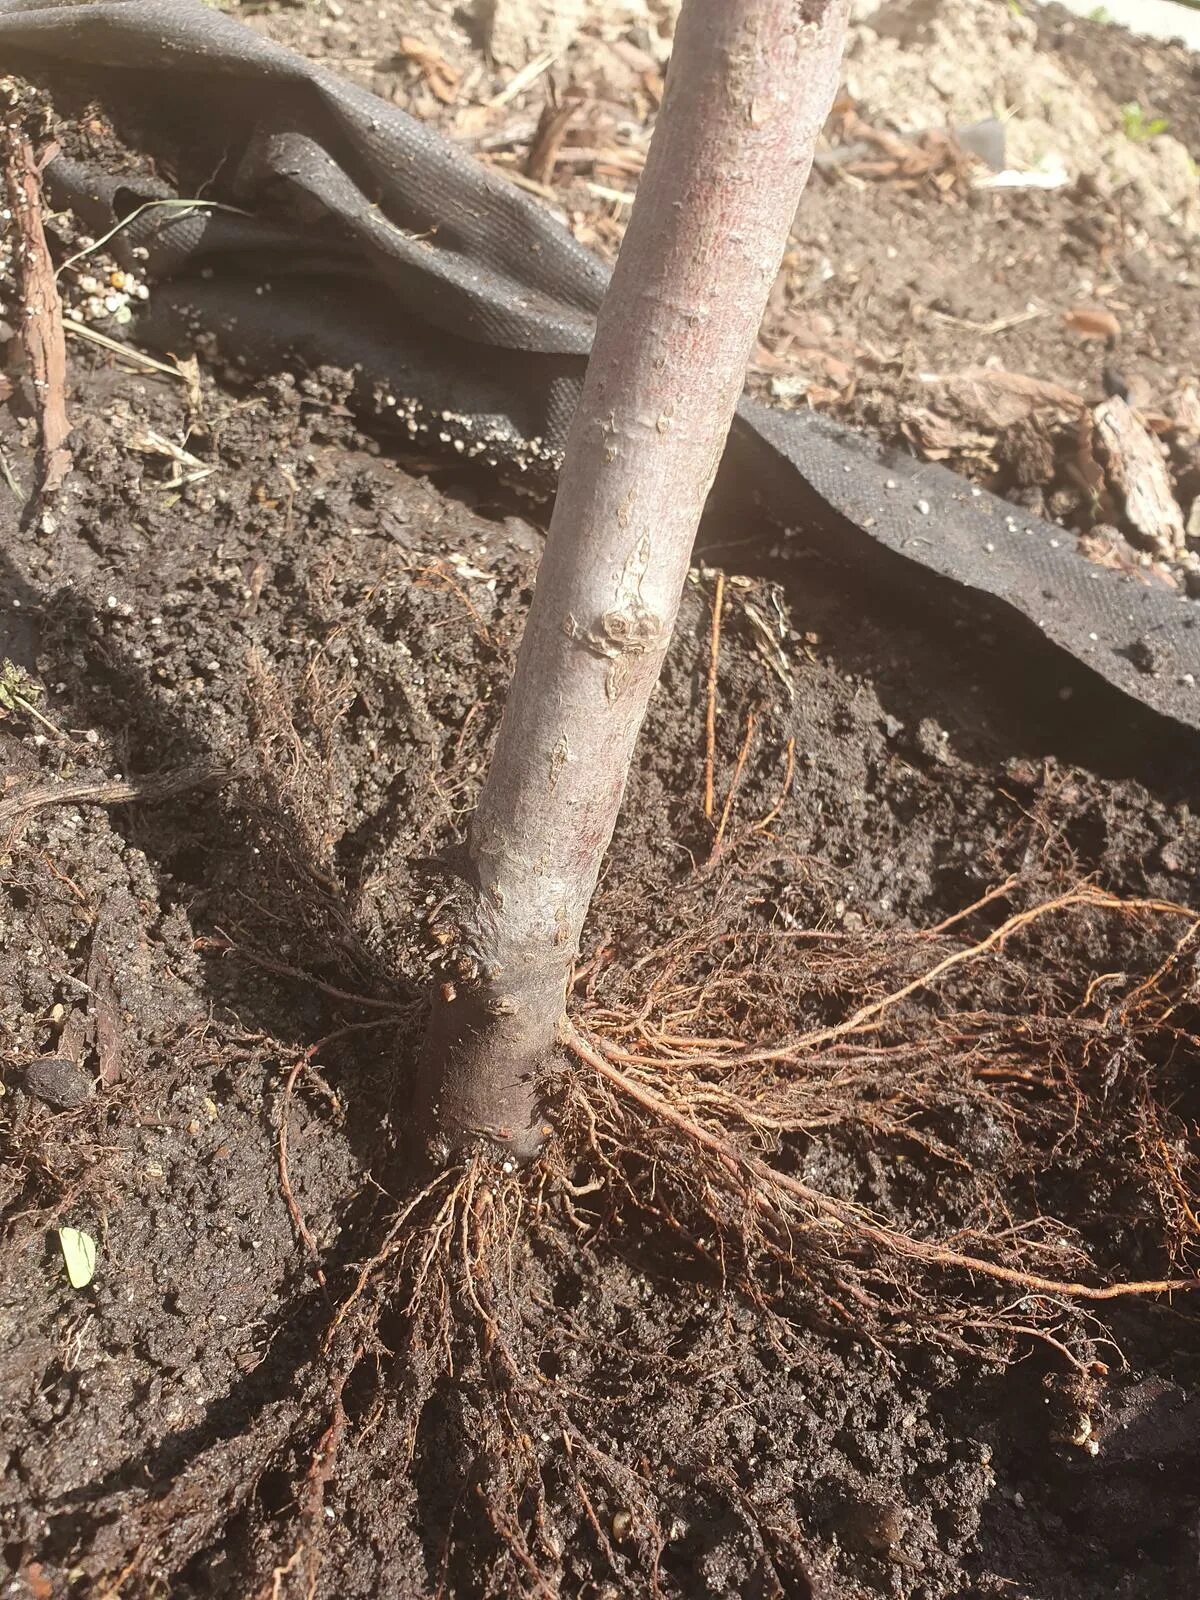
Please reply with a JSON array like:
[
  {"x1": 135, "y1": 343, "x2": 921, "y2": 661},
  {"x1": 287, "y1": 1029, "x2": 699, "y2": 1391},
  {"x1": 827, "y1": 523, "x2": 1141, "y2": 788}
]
[
  {"x1": 0, "y1": 762, "x2": 234, "y2": 847},
  {"x1": 1, "y1": 83, "x2": 70, "y2": 494},
  {"x1": 702, "y1": 570, "x2": 724, "y2": 822}
]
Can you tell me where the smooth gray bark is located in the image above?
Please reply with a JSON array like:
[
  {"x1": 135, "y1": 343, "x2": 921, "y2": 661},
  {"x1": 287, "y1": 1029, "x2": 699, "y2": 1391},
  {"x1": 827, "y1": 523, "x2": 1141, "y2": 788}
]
[{"x1": 414, "y1": 0, "x2": 850, "y2": 1161}]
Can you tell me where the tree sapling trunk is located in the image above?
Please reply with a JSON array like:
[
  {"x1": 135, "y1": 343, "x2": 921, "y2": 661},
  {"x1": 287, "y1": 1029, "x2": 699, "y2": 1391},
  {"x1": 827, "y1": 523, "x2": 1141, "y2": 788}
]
[{"x1": 414, "y1": 0, "x2": 850, "y2": 1163}]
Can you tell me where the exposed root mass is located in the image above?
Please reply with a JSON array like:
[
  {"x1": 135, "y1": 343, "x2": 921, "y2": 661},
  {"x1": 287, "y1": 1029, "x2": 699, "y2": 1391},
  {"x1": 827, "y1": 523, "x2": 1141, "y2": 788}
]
[{"x1": 258, "y1": 874, "x2": 1200, "y2": 1595}]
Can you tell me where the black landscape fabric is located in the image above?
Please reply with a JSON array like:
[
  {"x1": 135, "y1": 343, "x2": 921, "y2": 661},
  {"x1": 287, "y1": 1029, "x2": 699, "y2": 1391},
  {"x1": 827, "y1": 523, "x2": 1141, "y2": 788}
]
[{"x1": 2, "y1": 0, "x2": 1197, "y2": 730}]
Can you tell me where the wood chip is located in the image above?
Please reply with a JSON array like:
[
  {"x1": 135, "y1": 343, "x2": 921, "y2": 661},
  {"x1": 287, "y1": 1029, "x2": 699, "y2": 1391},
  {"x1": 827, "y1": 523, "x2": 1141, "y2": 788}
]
[
  {"x1": 1064, "y1": 306, "x2": 1121, "y2": 340},
  {"x1": 900, "y1": 405, "x2": 995, "y2": 462},
  {"x1": 925, "y1": 368, "x2": 1087, "y2": 430},
  {"x1": 1093, "y1": 395, "x2": 1186, "y2": 561},
  {"x1": 1, "y1": 92, "x2": 71, "y2": 494},
  {"x1": 1168, "y1": 383, "x2": 1200, "y2": 436}
]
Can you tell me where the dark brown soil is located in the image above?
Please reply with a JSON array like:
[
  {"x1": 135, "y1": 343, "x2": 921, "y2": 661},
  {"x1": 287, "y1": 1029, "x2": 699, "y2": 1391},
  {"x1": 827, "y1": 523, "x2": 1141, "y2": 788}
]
[{"x1": 3, "y1": 8, "x2": 1200, "y2": 1600}]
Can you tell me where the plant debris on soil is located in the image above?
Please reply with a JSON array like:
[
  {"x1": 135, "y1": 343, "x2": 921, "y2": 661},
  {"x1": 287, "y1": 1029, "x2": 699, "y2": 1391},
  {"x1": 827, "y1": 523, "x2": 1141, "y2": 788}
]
[{"x1": 3, "y1": 3, "x2": 1200, "y2": 1598}]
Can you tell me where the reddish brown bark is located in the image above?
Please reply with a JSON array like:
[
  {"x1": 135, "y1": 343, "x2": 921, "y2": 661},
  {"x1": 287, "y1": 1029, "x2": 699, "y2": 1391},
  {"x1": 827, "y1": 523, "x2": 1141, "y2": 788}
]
[
  {"x1": 413, "y1": 0, "x2": 850, "y2": 1162},
  {"x1": 2, "y1": 89, "x2": 71, "y2": 494}
]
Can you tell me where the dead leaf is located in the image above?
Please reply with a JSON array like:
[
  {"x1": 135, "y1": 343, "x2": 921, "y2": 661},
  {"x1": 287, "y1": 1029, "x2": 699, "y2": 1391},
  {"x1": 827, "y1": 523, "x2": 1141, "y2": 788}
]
[
  {"x1": 640, "y1": 69, "x2": 664, "y2": 107},
  {"x1": 174, "y1": 352, "x2": 204, "y2": 419},
  {"x1": 398, "y1": 35, "x2": 461, "y2": 104},
  {"x1": 525, "y1": 94, "x2": 582, "y2": 186},
  {"x1": 1064, "y1": 306, "x2": 1121, "y2": 340},
  {"x1": 59, "y1": 1226, "x2": 97, "y2": 1289},
  {"x1": 127, "y1": 426, "x2": 214, "y2": 487},
  {"x1": 827, "y1": 111, "x2": 978, "y2": 199},
  {"x1": 757, "y1": 321, "x2": 861, "y2": 400},
  {"x1": 17, "y1": 1558, "x2": 54, "y2": 1600},
  {"x1": 1093, "y1": 395, "x2": 1185, "y2": 561},
  {"x1": 1077, "y1": 526, "x2": 1178, "y2": 589}
]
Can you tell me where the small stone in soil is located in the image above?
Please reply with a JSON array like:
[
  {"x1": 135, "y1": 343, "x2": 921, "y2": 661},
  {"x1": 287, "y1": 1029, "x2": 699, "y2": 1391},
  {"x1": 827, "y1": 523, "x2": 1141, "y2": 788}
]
[
  {"x1": 914, "y1": 718, "x2": 952, "y2": 764},
  {"x1": 833, "y1": 1496, "x2": 905, "y2": 1556},
  {"x1": 1128, "y1": 636, "x2": 1165, "y2": 676},
  {"x1": 23, "y1": 1056, "x2": 93, "y2": 1109}
]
